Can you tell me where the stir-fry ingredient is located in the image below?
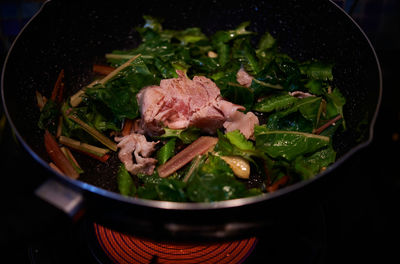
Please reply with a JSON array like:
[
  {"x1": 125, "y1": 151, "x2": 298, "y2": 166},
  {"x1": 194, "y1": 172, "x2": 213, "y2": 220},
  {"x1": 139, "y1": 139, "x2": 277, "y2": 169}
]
[{"x1": 37, "y1": 17, "x2": 346, "y2": 202}]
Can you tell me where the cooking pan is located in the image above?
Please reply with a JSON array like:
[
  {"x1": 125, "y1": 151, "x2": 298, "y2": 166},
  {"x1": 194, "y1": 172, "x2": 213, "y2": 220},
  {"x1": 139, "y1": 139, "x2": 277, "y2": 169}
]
[{"x1": 1, "y1": 0, "x2": 382, "y2": 241}]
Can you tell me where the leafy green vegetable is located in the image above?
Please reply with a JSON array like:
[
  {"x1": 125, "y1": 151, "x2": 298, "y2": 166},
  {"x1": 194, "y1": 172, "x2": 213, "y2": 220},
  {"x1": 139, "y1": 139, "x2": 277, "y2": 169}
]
[
  {"x1": 326, "y1": 88, "x2": 346, "y2": 119},
  {"x1": 85, "y1": 57, "x2": 158, "y2": 121},
  {"x1": 266, "y1": 112, "x2": 314, "y2": 132},
  {"x1": 266, "y1": 96, "x2": 323, "y2": 129},
  {"x1": 38, "y1": 99, "x2": 59, "y2": 134},
  {"x1": 299, "y1": 61, "x2": 333, "y2": 81},
  {"x1": 220, "y1": 82, "x2": 254, "y2": 110},
  {"x1": 255, "y1": 127, "x2": 330, "y2": 161},
  {"x1": 225, "y1": 130, "x2": 255, "y2": 151},
  {"x1": 157, "y1": 138, "x2": 176, "y2": 165},
  {"x1": 304, "y1": 79, "x2": 325, "y2": 95},
  {"x1": 186, "y1": 155, "x2": 253, "y2": 202},
  {"x1": 117, "y1": 164, "x2": 136, "y2": 196},
  {"x1": 293, "y1": 146, "x2": 336, "y2": 180},
  {"x1": 159, "y1": 127, "x2": 201, "y2": 144},
  {"x1": 214, "y1": 130, "x2": 262, "y2": 163},
  {"x1": 39, "y1": 17, "x2": 347, "y2": 202},
  {"x1": 253, "y1": 93, "x2": 298, "y2": 113},
  {"x1": 137, "y1": 173, "x2": 187, "y2": 202},
  {"x1": 211, "y1": 21, "x2": 254, "y2": 44}
]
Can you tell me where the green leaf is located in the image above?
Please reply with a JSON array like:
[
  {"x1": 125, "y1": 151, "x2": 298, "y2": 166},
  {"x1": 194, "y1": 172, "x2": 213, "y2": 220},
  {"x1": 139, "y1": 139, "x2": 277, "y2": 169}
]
[
  {"x1": 225, "y1": 130, "x2": 255, "y2": 151},
  {"x1": 159, "y1": 127, "x2": 201, "y2": 144},
  {"x1": 293, "y1": 146, "x2": 336, "y2": 180},
  {"x1": 215, "y1": 42, "x2": 230, "y2": 67},
  {"x1": 157, "y1": 138, "x2": 176, "y2": 165},
  {"x1": 155, "y1": 179, "x2": 187, "y2": 202},
  {"x1": 117, "y1": 164, "x2": 136, "y2": 196},
  {"x1": 85, "y1": 58, "x2": 158, "y2": 120},
  {"x1": 211, "y1": 21, "x2": 254, "y2": 44},
  {"x1": 255, "y1": 129, "x2": 330, "y2": 161},
  {"x1": 38, "y1": 99, "x2": 59, "y2": 134},
  {"x1": 232, "y1": 38, "x2": 261, "y2": 75},
  {"x1": 137, "y1": 173, "x2": 187, "y2": 202},
  {"x1": 326, "y1": 88, "x2": 346, "y2": 119},
  {"x1": 250, "y1": 78, "x2": 284, "y2": 98},
  {"x1": 174, "y1": 27, "x2": 207, "y2": 44},
  {"x1": 85, "y1": 83, "x2": 139, "y2": 120},
  {"x1": 186, "y1": 155, "x2": 252, "y2": 202},
  {"x1": 253, "y1": 93, "x2": 298, "y2": 113},
  {"x1": 297, "y1": 97, "x2": 322, "y2": 125},
  {"x1": 257, "y1": 32, "x2": 276, "y2": 53},
  {"x1": 214, "y1": 130, "x2": 264, "y2": 163},
  {"x1": 154, "y1": 56, "x2": 179, "y2": 78},
  {"x1": 142, "y1": 15, "x2": 163, "y2": 32},
  {"x1": 266, "y1": 112, "x2": 314, "y2": 133},
  {"x1": 300, "y1": 61, "x2": 333, "y2": 81},
  {"x1": 268, "y1": 96, "x2": 322, "y2": 128},
  {"x1": 220, "y1": 82, "x2": 254, "y2": 110},
  {"x1": 304, "y1": 79, "x2": 324, "y2": 95}
]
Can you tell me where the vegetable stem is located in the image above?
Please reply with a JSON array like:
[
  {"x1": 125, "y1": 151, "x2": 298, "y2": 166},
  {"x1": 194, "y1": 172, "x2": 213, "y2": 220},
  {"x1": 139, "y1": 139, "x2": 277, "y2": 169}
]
[
  {"x1": 267, "y1": 175, "x2": 289, "y2": 192},
  {"x1": 313, "y1": 114, "x2": 342, "y2": 135},
  {"x1": 68, "y1": 114, "x2": 118, "y2": 151},
  {"x1": 157, "y1": 136, "x2": 218, "y2": 178},
  {"x1": 59, "y1": 136, "x2": 109, "y2": 156},
  {"x1": 69, "y1": 54, "x2": 141, "y2": 107},
  {"x1": 182, "y1": 155, "x2": 204, "y2": 183},
  {"x1": 252, "y1": 78, "x2": 284, "y2": 90},
  {"x1": 60, "y1": 146, "x2": 84, "y2": 174},
  {"x1": 44, "y1": 130, "x2": 79, "y2": 179},
  {"x1": 98, "y1": 54, "x2": 141, "y2": 85},
  {"x1": 121, "y1": 118, "x2": 134, "y2": 136},
  {"x1": 51, "y1": 69, "x2": 64, "y2": 103}
]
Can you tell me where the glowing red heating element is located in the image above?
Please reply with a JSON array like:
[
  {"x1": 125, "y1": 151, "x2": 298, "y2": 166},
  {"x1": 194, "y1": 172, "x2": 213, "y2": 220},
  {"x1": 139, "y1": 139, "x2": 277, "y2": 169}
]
[{"x1": 94, "y1": 223, "x2": 258, "y2": 264}]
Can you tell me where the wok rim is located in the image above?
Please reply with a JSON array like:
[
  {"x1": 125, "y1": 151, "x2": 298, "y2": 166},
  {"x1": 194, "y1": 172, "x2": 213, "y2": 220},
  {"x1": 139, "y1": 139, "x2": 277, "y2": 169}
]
[{"x1": 1, "y1": 0, "x2": 383, "y2": 211}]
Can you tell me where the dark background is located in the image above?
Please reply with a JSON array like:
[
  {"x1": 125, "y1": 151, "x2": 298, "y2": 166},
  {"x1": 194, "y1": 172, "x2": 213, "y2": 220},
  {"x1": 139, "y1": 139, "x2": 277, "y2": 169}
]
[{"x1": 1, "y1": 0, "x2": 399, "y2": 263}]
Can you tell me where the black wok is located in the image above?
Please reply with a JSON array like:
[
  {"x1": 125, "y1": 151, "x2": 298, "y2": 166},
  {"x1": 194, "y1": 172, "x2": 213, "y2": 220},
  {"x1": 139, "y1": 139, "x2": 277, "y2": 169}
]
[{"x1": 1, "y1": 0, "x2": 382, "y2": 240}]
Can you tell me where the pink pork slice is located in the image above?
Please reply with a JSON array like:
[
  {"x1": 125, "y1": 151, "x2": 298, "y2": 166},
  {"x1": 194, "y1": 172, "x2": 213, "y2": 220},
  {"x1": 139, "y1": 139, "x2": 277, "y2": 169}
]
[{"x1": 137, "y1": 70, "x2": 259, "y2": 139}]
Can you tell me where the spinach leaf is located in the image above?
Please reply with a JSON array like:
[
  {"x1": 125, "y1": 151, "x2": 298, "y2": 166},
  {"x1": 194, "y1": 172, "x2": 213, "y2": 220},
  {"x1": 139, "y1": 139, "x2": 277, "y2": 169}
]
[
  {"x1": 157, "y1": 138, "x2": 176, "y2": 165},
  {"x1": 253, "y1": 93, "x2": 298, "y2": 113},
  {"x1": 220, "y1": 82, "x2": 254, "y2": 110},
  {"x1": 266, "y1": 112, "x2": 314, "y2": 133},
  {"x1": 304, "y1": 79, "x2": 325, "y2": 95},
  {"x1": 211, "y1": 21, "x2": 254, "y2": 44},
  {"x1": 186, "y1": 155, "x2": 252, "y2": 202},
  {"x1": 266, "y1": 96, "x2": 323, "y2": 129},
  {"x1": 326, "y1": 88, "x2": 346, "y2": 119},
  {"x1": 293, "y1": 146, "x2": 336, "y2": 180},
  {"x1": 117, "y1": 164, "x2": 136, "y2": 196},
  {"x1": 225, "y1": 130, "x2": 255, "y2": 151},
  {"x1": 85, "y1": 82, "x2": 139, "y2": 120},
  {"x1": 232, "y1": 38, "x2": 261, "y2": 75},
  {"x1": 255, "y1": 128, "x2": 330, "y2": 161},
  {"x1": 173, "y1": 27, "x2": 207, "y2": 45},
  {"x1": 215, "y1": 42, "x2": 230, "y2": 67},
  {"x1": 137, "y1": 173, "x2": 187, "y2": 202},
  {"x1": 85, "y1": 58, "x2": 158, "y2": 120},
  {"x1": 159, "y1": 127, "x2": 201, "y2": 144},
  {"x1": 214, "y1": 130, "x2": 265, "y2": 164},
  {"x1": 299, "y1": 61, "x2": 333, "y2": 81},
  {"x1": 38, "y1": 99, "x2": 59, "y2": 134},
  {"x1": 257, "y1": 32, "x2": 276, "y2": 55}
]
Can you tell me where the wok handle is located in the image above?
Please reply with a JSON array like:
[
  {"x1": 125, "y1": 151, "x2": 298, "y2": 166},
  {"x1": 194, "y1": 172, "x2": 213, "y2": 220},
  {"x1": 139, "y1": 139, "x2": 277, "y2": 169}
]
[{"x1": 35, "y1": 178, "x2": 85, "y2": 220}]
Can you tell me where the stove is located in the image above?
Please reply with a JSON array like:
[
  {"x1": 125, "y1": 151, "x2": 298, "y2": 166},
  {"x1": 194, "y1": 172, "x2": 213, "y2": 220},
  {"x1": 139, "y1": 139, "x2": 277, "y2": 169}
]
[{"x1": 1, "y1": 1, "x2": 400, "y2": 263}]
